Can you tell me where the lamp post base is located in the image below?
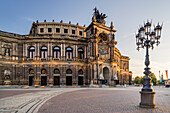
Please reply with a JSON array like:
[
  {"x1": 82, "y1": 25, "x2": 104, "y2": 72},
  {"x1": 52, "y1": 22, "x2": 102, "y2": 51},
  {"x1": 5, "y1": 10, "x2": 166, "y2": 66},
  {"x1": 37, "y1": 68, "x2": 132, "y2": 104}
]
[{"x1": 139, "y1": 91, "x2": 156, "y2": 108}]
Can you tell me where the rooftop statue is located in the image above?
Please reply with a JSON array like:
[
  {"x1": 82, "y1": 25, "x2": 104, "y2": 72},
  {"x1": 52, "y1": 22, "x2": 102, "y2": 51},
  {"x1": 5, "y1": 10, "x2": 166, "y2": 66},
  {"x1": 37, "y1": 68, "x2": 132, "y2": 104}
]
[{"x1": 92, "y1": 7, "x2": 107, "y2": 25}]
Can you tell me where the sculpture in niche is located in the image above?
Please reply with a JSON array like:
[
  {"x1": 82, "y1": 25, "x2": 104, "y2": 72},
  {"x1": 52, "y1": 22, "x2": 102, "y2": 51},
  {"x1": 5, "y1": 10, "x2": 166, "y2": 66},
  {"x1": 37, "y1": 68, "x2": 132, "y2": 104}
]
[
  {"x1": 4, "y1": 70, "x2": 11, "y2": 80},
  {"x1": 4, "y1": 70, "x2": 11, "y2": 85}
]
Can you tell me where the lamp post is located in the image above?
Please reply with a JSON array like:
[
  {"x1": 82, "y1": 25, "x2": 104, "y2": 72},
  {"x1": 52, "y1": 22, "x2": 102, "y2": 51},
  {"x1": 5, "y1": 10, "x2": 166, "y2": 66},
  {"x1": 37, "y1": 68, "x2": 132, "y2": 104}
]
[{"x1": 136, "y1": 20, "x2": 162, "y2": 108}]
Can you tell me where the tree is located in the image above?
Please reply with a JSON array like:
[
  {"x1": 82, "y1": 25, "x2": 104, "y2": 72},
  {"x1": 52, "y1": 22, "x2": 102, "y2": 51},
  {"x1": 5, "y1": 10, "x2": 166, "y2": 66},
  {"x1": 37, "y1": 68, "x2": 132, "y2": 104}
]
[
  {"x1": 134, "y1": 76, "x2": 141, "y2": 84},
  {"x1": 134, "y1": 73, "x2": 157, "y2": 85},
  {"x1": 148, "y1": 73, "x2": 157, "y2": 85},
  {"x1": 142, "y1": 73, "x2": 157, "y2": 85}
]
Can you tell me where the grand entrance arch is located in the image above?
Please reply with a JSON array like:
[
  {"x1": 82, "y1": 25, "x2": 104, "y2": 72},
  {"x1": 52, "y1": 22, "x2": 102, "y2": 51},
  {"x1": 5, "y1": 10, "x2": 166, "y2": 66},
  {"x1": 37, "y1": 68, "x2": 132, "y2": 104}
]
[{"x1": 103, "y1": 67, "x2": 109, "y2": 84}]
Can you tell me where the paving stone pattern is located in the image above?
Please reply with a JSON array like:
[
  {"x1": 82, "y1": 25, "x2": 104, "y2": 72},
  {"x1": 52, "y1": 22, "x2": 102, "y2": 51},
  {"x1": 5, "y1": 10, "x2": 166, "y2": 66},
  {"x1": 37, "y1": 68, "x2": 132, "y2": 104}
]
[
  {"x1": 0, "y1": 87, "x2": 169, "y2": 113},
  {"x1": 38, "y1": 87, "x2": 170, "y2": 113}
]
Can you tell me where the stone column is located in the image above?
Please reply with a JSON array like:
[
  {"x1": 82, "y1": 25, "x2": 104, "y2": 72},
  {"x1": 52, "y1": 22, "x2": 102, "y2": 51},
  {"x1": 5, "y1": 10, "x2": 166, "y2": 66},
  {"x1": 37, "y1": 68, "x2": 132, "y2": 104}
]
[
  {"x1": 48, "y1": 42, "x2": 50, "y2": 60},
  {"x1": 85, "y1": 46, "x2": 86, "y2": 59},
  {"x1": 63, "y1": 44, "x2": 65, "y2": 60},
  {"x1": 38, "y1": 43, "x2": 40, "y2": 60},
  {"x1": 51, "y1": 42, "x2": 53, "y2": 60},
  {"x1": 76, "y1": 45, "x2": 77, "y2": 60},
  {"x1": 23, "y1": 43, "x2": 25, "y2": 59},
  {"x1": 25, "y1": 44, "x2": 27, "y2": 58},
  {"x1": 61, "y1": 43, "x2": 63, "y2": 59}
]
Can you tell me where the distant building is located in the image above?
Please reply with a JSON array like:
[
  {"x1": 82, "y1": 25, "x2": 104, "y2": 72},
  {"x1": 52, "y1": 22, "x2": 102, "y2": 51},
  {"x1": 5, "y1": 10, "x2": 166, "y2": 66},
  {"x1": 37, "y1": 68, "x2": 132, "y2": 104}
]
[{"x1": 0, "y1": 8, "x2": 132, "y2": 86}]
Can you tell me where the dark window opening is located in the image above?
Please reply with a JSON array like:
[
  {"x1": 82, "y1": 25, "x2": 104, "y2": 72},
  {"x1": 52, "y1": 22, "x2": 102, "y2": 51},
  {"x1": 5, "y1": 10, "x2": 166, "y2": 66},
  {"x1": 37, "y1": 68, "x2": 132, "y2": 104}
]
[
  {"x1": 40, "y1": 28, "x2": 44, "y2": 33},
  {"x1": 56, "y1": 28, "x2": 60, "y2": 33},
  {"x1": 48, "y1": 28, "x2": 52, "y2": 32},
  {"x1": 79, "y1": 31, "x2": 82, "y2": 36},
  {"x1": 72, "y1": 30, "x2": 75, "y2": 34},
  {"x1": 64, "y1": 29, "x2": 68, "y2": 33},
  {"x1": 4, "y1": 48, "x2": 10, "y2": 56}
]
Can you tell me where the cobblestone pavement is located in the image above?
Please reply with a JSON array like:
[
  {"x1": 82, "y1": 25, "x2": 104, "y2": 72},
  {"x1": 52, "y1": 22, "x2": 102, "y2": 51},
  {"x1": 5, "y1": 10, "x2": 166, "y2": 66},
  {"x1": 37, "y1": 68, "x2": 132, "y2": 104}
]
[
  {"x1": 0, "y1": 90, "x2": 48, "y2": 99},
  {"x1": 38, "y1": 87, "x2": 170, "y2": 113},
  {"x1": 0, "y1": 87, "x2": 169, "y2": 113},
  {"x1": 0, "y1": 88, "x2": 83, "y2": 113}
]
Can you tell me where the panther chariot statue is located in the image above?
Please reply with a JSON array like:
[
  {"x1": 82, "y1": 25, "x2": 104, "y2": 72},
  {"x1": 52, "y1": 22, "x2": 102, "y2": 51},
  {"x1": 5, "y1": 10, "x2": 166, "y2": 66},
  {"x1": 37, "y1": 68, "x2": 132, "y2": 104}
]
[{"x1": 92, "y1": 7, "x2": 108, "y2": 25}]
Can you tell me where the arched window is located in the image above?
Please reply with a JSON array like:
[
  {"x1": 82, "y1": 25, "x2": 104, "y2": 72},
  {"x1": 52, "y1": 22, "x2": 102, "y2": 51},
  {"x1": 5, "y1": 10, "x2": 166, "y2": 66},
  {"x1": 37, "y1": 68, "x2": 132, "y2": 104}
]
[
  {"x1": 29, "y1": 68, "x2": 34, "y2": 74},
  {"x1": 41, "y1": 46, "x2": 47, "y2": 58},
  {"x1": 29, "y1": 46, "x2": 35, "y2": 58},
  {"x1": 66, "y1": 69, "x2": 72, "y2": 74},
  {"x1": 78, "y1": 48, "x2": 84, "y2": 59},
  {"x1": 53, "y1": 46, "x2": 60, "y2": 58},
  {"x1": 66, "y1": 47, "x2": 73, "y2": 59},
  {"x1": 41, "y1": 68, "x2": 47, "y2": 74},
  {"x1": 54, "y1": 68, "x2": 60, "y2": 74},
  {"x1": 78, "y1": 69, "x2": 83, "y2": 75}
]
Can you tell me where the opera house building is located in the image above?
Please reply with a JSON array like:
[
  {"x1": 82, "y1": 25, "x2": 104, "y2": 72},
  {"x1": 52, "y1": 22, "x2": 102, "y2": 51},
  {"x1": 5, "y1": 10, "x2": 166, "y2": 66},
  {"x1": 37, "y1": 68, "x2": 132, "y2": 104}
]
[{"x1": 0, "y1": 8, "x2": 132, "y2": 86}]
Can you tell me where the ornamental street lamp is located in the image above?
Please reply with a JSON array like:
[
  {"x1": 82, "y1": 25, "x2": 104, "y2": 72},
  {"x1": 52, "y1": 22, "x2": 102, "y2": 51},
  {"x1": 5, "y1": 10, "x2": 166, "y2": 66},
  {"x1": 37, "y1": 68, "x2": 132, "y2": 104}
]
[{"x1": 136, "y1": 20, "x2": 162, "y2": 108}]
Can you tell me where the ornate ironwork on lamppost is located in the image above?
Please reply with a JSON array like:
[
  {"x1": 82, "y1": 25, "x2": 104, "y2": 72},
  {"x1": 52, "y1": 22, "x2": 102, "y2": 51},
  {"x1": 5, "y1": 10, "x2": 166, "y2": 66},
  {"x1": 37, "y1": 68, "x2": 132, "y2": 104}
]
[{"x1": 136, "y1": 20, "x2": 162, "y2": 108}]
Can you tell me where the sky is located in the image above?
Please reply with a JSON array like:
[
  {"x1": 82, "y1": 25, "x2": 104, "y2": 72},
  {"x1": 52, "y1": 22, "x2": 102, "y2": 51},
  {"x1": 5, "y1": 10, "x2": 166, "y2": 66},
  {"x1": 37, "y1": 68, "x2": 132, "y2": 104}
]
[{"x1": 0, "y1": 0, "x2": 170, "y2": 80}]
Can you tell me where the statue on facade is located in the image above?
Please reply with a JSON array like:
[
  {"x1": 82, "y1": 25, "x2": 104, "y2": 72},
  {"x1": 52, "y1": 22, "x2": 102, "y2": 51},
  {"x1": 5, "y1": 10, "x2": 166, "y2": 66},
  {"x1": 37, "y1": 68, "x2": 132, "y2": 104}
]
[
  {"x1": 4, "y1": 70, "x2": 11, "y2": 85},
  {"x1": 92, "y1": 7, "x2": 107, "y2": 25}
]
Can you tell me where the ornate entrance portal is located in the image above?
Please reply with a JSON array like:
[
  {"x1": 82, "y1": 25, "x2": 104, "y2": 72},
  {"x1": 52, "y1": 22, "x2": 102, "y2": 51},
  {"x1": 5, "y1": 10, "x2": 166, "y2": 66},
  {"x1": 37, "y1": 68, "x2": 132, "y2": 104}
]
[{"x1": 103, "y1": 67, "x2": 109, "y2": 84}]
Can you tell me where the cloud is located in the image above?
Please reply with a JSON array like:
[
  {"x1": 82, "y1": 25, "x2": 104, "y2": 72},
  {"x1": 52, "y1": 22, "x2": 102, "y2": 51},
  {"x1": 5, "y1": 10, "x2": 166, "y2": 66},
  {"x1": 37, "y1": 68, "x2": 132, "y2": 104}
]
[
  {"x1": 121, "y1": 32, "x2": 135, "y2": 39},
  {"x1": 164, "y1": 20, "x2": 170, "y2": 24},
  {"x1": 23, "y1": 17, "x2": 35, "y2": 22}
]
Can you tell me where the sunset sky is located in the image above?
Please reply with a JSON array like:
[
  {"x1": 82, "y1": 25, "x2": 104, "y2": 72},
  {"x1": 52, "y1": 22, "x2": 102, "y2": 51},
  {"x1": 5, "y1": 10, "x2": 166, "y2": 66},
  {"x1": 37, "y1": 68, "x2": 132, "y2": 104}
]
[{"x1": 1, "y1": 0, "x2": 170, "y2": 79}]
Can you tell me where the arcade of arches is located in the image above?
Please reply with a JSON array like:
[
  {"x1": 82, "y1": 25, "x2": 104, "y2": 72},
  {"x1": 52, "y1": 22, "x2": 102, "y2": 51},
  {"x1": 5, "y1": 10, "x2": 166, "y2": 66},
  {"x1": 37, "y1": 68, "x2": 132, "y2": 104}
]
[{"x1": 0, "y1": 8, "x2": 132, "y2": 86}]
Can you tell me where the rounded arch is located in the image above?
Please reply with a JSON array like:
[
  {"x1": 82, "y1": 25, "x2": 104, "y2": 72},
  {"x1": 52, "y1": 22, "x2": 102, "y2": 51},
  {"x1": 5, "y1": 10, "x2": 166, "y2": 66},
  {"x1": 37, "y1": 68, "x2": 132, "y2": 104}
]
[
  {"x1": 41, "y1": 68, "x2": 47, "y2": 74},
  {"x1": 29, "y1": 46, "x2": 35, "y2": 50},
  {"x1": 41, "y1": 46, "x2": 47, "y2": 50},
  {"x1": 78, "y1": 48, "x2": 84, "y2": 59},
  {"x1": 78, "y1": 69, "x2": 83, "y2": 75},
  {"x1": 29, "y1": 68, "x2": 34, "y2": 74},
  {"x1": 103, "y1": 67, "x2": 110, "y2": 84},
  {"x1": 66, "y1": 47, "x2": 73, "y2": 59},
  {"x1": 66, "y1": 69, "x2": 72, "y2": 74},
  {"x1": 53, "y1": 46, "x2": 60, "y2": 50},
  {"x1": 41, "y1": 46, "x2": 48, "y2": 58},
  {"x1": 29, "y1": 46, "x2": 35, "y2": 58},
  {"x1": 66, "y1": 47, "x2": 73, "y2": 51},
  {"x1": 53, "y1": 46, "x2": 60, "y2": 58},
  {"x1": 54, "y1": 68, "x2": 60, "y2": 74}
]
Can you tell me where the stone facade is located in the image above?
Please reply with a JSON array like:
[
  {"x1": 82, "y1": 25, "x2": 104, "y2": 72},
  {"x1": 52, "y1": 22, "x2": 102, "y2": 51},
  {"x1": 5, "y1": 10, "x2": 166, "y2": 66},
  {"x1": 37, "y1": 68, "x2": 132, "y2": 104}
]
[{"x1": 0, "y1": 8, "x2": 132, "y2": 86}]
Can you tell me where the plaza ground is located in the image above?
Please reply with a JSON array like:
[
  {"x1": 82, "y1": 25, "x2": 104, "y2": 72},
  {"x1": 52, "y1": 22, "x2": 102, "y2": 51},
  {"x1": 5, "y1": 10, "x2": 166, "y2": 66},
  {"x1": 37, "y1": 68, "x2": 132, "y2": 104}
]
[{"x1": 0, "y1": 86, "x2": 169, "y2": 113}]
